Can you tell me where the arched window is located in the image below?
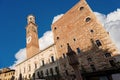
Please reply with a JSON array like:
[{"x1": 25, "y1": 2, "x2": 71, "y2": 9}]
[
  {"x1": 79, "y1": 6, "x2": 84, "y2": 10},
  {"x1": 85, "y1": 17, "x2": 91, "y2": 22}
]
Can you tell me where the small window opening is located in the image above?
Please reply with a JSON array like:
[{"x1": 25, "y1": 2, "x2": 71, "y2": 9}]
[
  {"x1": 77, "y1": 48, "x2": 81, "y2": 54},
  {"x1": 46, "y1": 69, "x2": 49, "y2": 75},
  {"x1": 54, "y1": 27, "x2": 57, "y2": 30},
  {"x1": 57, "y1": 37, "x2": 59, "y2": 40},
  {"x1": 51, "y1": 56, "x2": 55, "y2": 63},
  {"x1": 85, "y1": 17, "x2": 91, "y2": 22},
  {"x1": 96, "y1": 40, "x2": 102, "y2": 47},
  {"x1": 73, "y1": 38, "x2": 76, "y2": 41},
  {"x1": 29, "y1": 74, "x2": 31, "y2": 78},
  {"x1": 40, "y1": 71, "x2": 43, "y2": 77},
  {"x1": 42, "y1": 60, "x2": 44, "y2": 66},
  {"x1": 105, "y1": 53, "x2": 111, "y2": 57},
  {"x1": 80, "y1": 6, "x2": 84, "y2": 10},
  {"x1": 29, "y1": 65, "x2": 31, "y2": 71},
  {"x1": 55, "y1": 66, "x2": 59, "y2": 74},
  {"x1": 63, "y1": 53, "x2": 66, "y2": 58},
  {"x1": 30, "y1": 18, "x2": 32, "y2": 20},
  {"x1": 90, "y1": 30, "x2": 94, "y2": 33},
  {"x1": 35, "y1": 63, "x2": 37, "y2": 69},
  {"x1": 65, "y1": 70, "x2": 69, "y2": 76},
  {"x1": 50, "y1": 68, "x2": 53, "y2": 75}
]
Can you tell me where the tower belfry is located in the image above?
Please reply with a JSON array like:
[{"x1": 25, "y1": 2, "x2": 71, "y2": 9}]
[
  {"x1": 27, "y1": 15, "x2": 35, "y2": 24},
  {"x1": 26, "y1": 14, "x2": 40, "y2": 59}
]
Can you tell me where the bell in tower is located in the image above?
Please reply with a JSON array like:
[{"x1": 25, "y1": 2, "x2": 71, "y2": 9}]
[{"x1": 27, "y1": 14, "x2": 35, "y2": 24}]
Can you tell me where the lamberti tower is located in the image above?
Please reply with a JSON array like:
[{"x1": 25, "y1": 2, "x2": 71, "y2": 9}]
[{"x1": 26, "y1": 15, "x2": 40, "y2": 59}]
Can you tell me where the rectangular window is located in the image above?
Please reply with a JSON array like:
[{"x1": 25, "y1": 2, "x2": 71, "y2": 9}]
[
  {"x1": 65, "y1": 70, "x2": 69, "y2": 75},
  {"x1": 46, "y1": 69, "x2": 49, "y2": 75},
  {"x1": 51, "y1": 56, "x2": 55, "y2": 63},
  {"x1": 29, "y1": 74, "x2": 31, "y2": 78},
  {"x1": 77, "y1": 48, "x2": 81, "y2": 54},
  {"x1": 37, "y1": 71, "x2": 40, "y2": 78},
  {"x1": 35, "y1": 63, "x2": 37, "y2": 69},
  {"x1": 96, "y1": 40, "x2": 102, "y2": 47},
  {"x1": 29, "y1": 65, "x2": 31, "y2": 71},
  {"x1": 63, "y1": 53, "x2": 66, "y2": 58},
  {"x1": 24, "y1": 67, "x2": 25, "y2": 73},
  {"x1": 50, "y1": 68, "x2": 53, "y2": 75},
  {"x1": 42, "y1": 60, "x2": 44, "y2": 66},
  {"x1": 105, "y1": 53, "x2": 111, "y2": 57},
  {"x1": 40, "y1": 70, "x2": 43, "y2": 77},
  {"x1": 55, "y1": 66, "x2": 59, "y2": 74}
]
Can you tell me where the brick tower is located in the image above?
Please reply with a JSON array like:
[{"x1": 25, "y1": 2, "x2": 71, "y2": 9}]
[
  {"x1": 52, "y1": 0, "x2": 120, "y2": 77},
  {"x1": 26, "y1": 15, "x2": 40, "y2": 59}
]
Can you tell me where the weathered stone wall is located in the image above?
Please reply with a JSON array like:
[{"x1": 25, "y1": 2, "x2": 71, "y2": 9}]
[{"x1": 52, "y1": 0, "x2": 120, "y2": 76}]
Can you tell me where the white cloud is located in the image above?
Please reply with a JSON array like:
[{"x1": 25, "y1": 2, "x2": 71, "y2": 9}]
[
  {"x1": 39, "y1": 31, "x2": 54, "y2": 50},
  {"x1": 95, "y1": 8, "x2": 120, "y2": 50},
  {"x1": 15, "y1": 48, "x2": 26, "y2": 63},
  {"x1": 94, "y1": 12, "x2": 106, "y2": 26},
  {"x1": 52, "y1": 14, "x2": 64, "y2": 24},
  {"x1": 10, "y1": 9, "x2": 120, "y2": 69},
  {"x1": 10, "y1": 31, "x2": 54, "y2": 69},
  {"x1": 106, "y1": 9, "x2": 120, "y2": 23},
  {"x1": 9, "y1": 48, "x2": 26, "y2": 69}
]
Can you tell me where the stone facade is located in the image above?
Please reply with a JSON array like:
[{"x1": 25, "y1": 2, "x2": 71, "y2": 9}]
[
  {"x1": 15, "y1": 44, "x2": 58, "y2": 80},
  {"x1": 15, "y1": 15, "x2": 58, "y2": 80},
  {"x1": 52, "y1": 0, "x2": 120, "y2": 78},
  {"x1": 15, "y1": 0, "x2": 120, "y2": 80},
  {"x1": 26, "y1": 15, "x2": 40, "y2": 59},
  {"x1": 0, "y1": 68, "x2": 15, "y2": 80}
]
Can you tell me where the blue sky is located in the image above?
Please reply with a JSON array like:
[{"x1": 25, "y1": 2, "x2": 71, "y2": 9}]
[{"x1": 0, "y1": 0, "x2": 120, "y2": 69}]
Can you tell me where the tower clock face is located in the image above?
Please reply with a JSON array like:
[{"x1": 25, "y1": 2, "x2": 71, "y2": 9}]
[{"x1": 27, "y1": 36, "x2": 32, "y2": 44}]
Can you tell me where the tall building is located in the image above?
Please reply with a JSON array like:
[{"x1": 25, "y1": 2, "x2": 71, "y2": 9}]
[
  {"x1": 52, "y1": 0, "x2": 120, "y2": 79},
  {"x1": 15, "y1": 0, "x2": 120, "y2": 80},
  {"x1": 0, "y1": 68, "x2": 15, "y2": 80},
  {"x1": 26, "y1": 15, "x2": 40, "y2": 59},
  {"x1": 15, "y1": 15, "x2": 58, "y2": 80}
]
